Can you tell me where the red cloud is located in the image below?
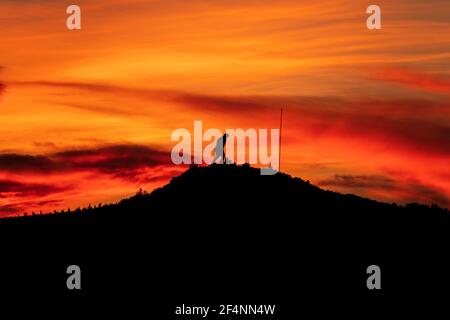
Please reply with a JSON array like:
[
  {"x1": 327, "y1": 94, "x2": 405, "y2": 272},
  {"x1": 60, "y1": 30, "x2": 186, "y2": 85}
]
[
  {"x1": 175, "y1": 93, "x2": 450, "y2": 156},
  {"x1": 370, "y1": 68, "x2": 450, "y2": 94},
  {"x1": 0, "y1": 180, "x2": 69, "y2": 215},
  {"x1": 0, "y1": 179, "x2": 69, "y2": 198},
  {"x1": 0, "y1": 144, "x2": 180, "y2": 217},
  {"x1": 0, "y1": 82, "x2": 5, "y2": 97}
]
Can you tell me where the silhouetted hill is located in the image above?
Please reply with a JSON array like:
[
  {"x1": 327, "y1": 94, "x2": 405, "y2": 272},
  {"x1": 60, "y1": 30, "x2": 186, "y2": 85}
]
[
  {"x1": 2, "y1": 163, "x2": 448, "y2": 224},
  {"x1": 1, "y1": 164, "x2": 449, "y2": 310}
]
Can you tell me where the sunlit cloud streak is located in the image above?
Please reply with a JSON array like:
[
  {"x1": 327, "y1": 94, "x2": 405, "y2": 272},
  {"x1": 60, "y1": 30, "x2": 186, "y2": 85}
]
[{"x1": 370, "y1": 68, "x2": 450, "y2": 94}]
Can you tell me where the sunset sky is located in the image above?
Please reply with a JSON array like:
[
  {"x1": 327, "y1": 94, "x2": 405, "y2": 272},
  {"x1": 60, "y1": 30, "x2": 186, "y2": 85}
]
[{"x1": 0, "y1": 0, "x2": 449, "y2": 216}]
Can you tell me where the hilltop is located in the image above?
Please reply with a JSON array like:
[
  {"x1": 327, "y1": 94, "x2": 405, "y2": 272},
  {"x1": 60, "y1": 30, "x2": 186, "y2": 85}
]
[{"x1": 2, "y1": 163, "x2": 447, "y2": 225}]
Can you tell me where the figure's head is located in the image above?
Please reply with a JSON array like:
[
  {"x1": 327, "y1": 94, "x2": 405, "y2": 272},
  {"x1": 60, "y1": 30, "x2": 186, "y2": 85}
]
[{"x1": 224, "y1": 133, "x2": 229, "y2": 138}]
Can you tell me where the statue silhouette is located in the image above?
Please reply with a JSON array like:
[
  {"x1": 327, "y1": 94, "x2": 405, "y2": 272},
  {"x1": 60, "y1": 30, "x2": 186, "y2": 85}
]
[{"x1": 213, "y1": 133, "x2": 229, "y2": 164}]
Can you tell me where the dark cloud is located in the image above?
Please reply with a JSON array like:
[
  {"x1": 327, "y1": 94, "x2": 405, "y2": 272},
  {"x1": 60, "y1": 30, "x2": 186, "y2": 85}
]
[
  {"x1": 319, "y1": 174, "x2": 449, "y2": 208},
  {"x1": 0, "y1": 204, "x2": 23, "y2": 214},
  {"x1": 319, "y1": 175, "x2": 394, "y2": 189},
  {"x1": 0, "y1": 179, "x2": 68, "y2": 197},
  {"x1": 0, "y1": 198, "x2": 63, "y2": 216},
  {"x1": 63, "y1": 102, "x2": 137, "y2": 116},
  {"x1": 8, "y1": 80, "x2": 177, "y2": 101},
  {"x1": 53, "y1": 144, "x2": 170, "y2": 174},
  {"x1": 0, "y1": 144, "x2": 171, "y2": 182},
  {"x1": 36, "y1": 199, "x2": 63, "y2": 206},
  {"x1": 9, "y1": 80, "x2": 274, "y2": 115},
  {"x1": 172, "y1": 93, "x2": 273, "y2": 114},
  {"x1": 33, "y1": 141, "x2": 57, "y2": 148},
  {"x1": 181, "y1": 93, "x2": 450, "y2": 156},
  {"x1": 0, "y1": 154, "x2": 61, "y2": 172},
  {"x1": 112, "y1": 167, "x2": 185, "y2": 184},
  {"x1": 314, "y1": 107, "x2": 450, "y2": 156},
  {"x1": 405, "y1": 182, "x2": 450, "y2": 208},
  {"x1": 0, "y1": 64, "x2": 4, "y2": 95}
]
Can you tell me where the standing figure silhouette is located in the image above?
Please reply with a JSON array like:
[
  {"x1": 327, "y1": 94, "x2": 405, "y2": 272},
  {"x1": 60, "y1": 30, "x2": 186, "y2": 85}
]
[{"x1": 213, "y1": 133, "x2": 229, "y2": 164}]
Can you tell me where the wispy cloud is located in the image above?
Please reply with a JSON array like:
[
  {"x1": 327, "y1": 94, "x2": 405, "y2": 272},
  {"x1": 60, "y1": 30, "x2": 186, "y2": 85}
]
[
  {"x1": 319, "y1": 174, "x2": 394, "y2": 189},
  {"x1": 370, "y1": 68, "x2": 450, "y2": 94},
  {"x1": 0, "y1": 82, "x2": 5, "y2": 97},
  {"x1": 0, "y1": 179, "x2": 69, "y2": 198},
  {"x1": 319, "y1": 174, "x2": 450, "y2": 208},
  {"x1": 0, "y1": 154, "x2": 60, "y2": 172},
  {"x1": 0, "y1": 144, "x2": 171, "y2": 175}
]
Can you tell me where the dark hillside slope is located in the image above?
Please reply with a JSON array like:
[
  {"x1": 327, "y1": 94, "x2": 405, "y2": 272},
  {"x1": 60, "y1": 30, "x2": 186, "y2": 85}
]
[{"x1": 1, "y1": 164, "x2": 449, "y2": 311}]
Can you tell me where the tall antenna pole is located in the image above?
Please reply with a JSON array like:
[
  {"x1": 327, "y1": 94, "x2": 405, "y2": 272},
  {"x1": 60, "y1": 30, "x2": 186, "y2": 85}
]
[{"x1": 279, "y1": 107, "x2": 283, "y2": 172}]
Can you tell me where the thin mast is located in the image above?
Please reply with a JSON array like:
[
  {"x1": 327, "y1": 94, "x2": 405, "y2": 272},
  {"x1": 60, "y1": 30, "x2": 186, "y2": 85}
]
[{"x1": 279, "y1": 107, "x2": 283, "y2": 172}]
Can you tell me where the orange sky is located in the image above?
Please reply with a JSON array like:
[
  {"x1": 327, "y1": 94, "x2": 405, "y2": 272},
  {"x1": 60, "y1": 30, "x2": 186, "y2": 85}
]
[{"x1": 0, "y1": 0, "x2": 449, "y2": 216}]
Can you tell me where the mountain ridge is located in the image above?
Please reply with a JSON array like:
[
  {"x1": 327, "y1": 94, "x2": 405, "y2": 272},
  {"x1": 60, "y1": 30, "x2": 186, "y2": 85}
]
[{"x1": 1, "y1": 163, "x2": 448, "y2": 222}]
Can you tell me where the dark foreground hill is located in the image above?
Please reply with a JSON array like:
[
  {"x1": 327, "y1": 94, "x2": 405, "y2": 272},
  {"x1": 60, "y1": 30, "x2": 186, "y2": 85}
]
[
  {"x1": 3, "y1": 162, "x2": 448, "y2": 223},
  {"x1": 1, "y1": 164, "x2": 449, "y2": 314}
]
